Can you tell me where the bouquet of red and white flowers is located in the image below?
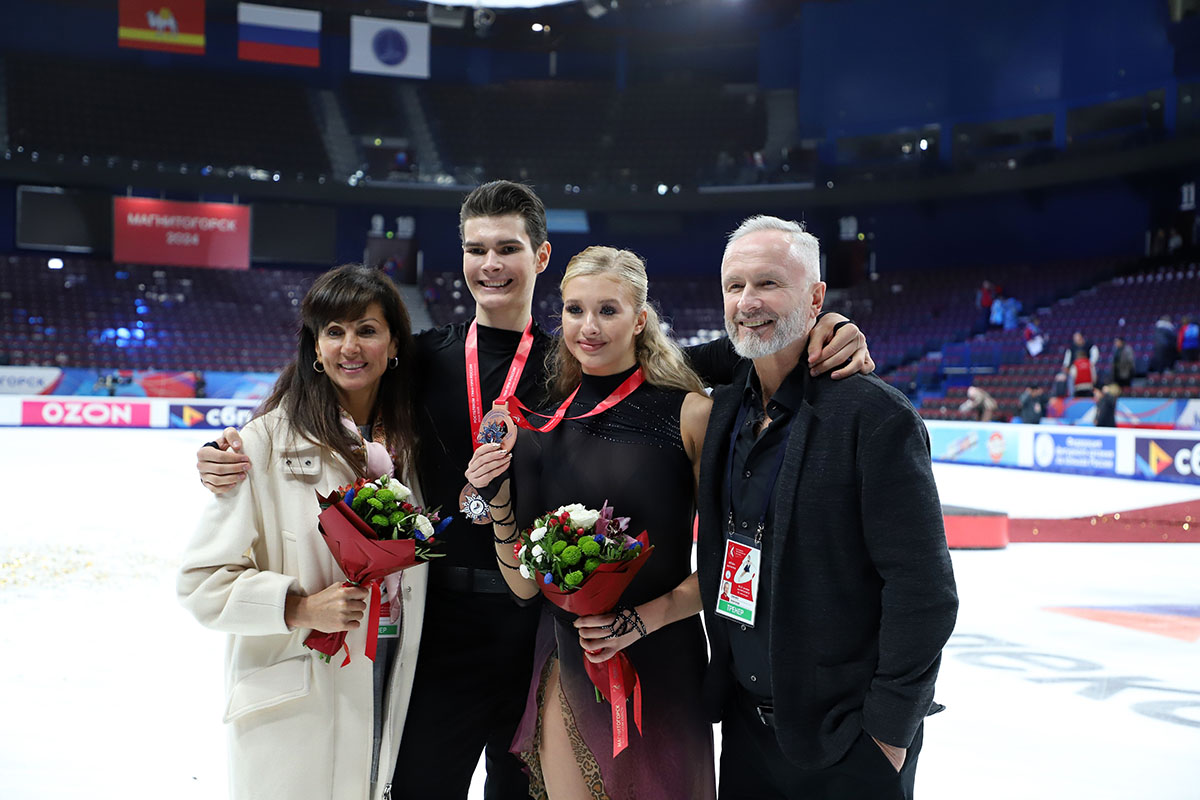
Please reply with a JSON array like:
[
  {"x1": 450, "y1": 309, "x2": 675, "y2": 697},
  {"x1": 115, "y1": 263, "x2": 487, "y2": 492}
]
[
  {"x1": 305, "y1": 476, "x2": 447, "y2": 666},
  {"x1": 515, "y1": 501, "x2": 653, "y2": 757},
  {"x1": 516, "y1": 502, "x2": 647, "y2": 591},
  {"x1": 341, "y1": 475, "x2": 446, "y2": 559}
]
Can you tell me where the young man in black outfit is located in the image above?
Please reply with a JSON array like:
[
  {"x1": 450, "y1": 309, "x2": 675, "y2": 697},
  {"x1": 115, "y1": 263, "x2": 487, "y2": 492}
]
[{"x1": 196, "y1": 182, "x2": 874, "y2": 799}]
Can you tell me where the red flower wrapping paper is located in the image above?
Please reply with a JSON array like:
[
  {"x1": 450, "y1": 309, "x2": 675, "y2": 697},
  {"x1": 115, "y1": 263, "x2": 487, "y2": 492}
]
[
  {"x1": 534, "y1": 531, "x2": 654, "y2": 757},
  {"x1": 303, "y1": 491, "x2": 419, "y2": 666}
]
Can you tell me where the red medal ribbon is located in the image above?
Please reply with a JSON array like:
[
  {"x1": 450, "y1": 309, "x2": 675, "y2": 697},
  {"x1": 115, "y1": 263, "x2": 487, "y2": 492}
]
[
  {"x1": 508, "y1": 368, "x2": 645, "y2": 434},
  {"x1": 606, "y1": 653, "x2": 643, "y2": 757},
  {"x1": 363, "y1": 579, "x2": 382, "y2": 663},
  {"x1": 464, "y1": 318, "x2": 535, "y2": 450},
  {"x1": 332, "y1": 579, "x2": 383, "y2": 667}
]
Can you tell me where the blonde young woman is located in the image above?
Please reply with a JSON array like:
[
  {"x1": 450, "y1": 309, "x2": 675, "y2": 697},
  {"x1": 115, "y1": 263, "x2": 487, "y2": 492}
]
[
  {"x1": 178, "y1": 265, "x2": 425, "y2": 800},
  {"x1": 466, "y1": 247, "x2": 716, "y2": 799}
]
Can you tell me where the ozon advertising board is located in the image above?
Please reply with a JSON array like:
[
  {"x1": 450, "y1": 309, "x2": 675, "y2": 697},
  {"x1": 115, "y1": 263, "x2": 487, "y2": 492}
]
[
  {"x1": 21, "y1": 398, "x2": 152, "y2": 428},
  {"x1": 113, "y1": 197, "x2": 251, "y2": 269}
]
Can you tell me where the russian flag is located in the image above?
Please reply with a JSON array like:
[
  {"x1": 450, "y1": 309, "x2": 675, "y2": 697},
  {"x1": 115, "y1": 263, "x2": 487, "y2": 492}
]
[{"x1": 238, "y1": 3, "x2": 321, "y2": 68}]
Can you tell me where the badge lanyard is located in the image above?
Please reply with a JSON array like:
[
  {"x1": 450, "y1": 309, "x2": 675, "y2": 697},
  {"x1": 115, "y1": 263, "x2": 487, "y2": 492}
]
[
  {"x1": 714, "y1": 399, "x2": 790, "y2": 628},
  {"x1": 459, "y1": 318, "x2": 535, "y2": 524},
  {"x1": 724, "y1": 400, "x2": 790, "y2": 544}
]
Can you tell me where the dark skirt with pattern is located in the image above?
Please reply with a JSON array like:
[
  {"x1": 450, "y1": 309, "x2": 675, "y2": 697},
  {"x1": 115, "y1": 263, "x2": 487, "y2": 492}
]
[{"x1": 512, "y1": 607, "x2": 716, "y2": 800}]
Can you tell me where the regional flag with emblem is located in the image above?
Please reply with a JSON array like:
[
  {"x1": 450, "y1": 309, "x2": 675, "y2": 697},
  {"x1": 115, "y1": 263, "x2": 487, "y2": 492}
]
[
  {"x1": 118, "y1": 0, "x2": 206, "y2": 55},
  {"x1": 238, "y1": 3, "x2": 321, "y2": 68}
]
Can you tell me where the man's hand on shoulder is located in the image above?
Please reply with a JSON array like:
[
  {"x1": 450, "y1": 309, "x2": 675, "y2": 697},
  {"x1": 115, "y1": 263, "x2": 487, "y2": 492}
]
[
  {"x1": 197, "y1": 427, "x2": 249, "y2": 496},
  {"x1": 808, "y1": 313, "x2": 875, "y2": 379}
]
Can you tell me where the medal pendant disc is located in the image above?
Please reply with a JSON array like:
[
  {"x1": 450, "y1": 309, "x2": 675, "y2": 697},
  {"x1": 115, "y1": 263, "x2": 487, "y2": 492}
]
[
  {"x1": 477, "y1": 403, "x2": 518, "y2": 450},
  {"x1": 460, "y1": 484, "x2": 493, "y2": 525}
]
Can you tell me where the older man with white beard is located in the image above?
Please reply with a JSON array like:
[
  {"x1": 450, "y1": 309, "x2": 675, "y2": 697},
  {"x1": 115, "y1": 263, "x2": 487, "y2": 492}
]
[{"x1": 695, "y1": 216, "x2": 959, "y2": 800}]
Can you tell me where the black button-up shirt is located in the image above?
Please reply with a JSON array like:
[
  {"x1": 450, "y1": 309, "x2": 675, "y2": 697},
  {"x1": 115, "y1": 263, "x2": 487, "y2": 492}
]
[{"x1": 724, "y1": 363, "x2": 807, "y2": 702}]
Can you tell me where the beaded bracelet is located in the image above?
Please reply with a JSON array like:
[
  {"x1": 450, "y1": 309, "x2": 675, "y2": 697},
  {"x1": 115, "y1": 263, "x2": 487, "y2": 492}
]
[{"x1": 604, "y1": 606, "x2": 648, "y2": 640}]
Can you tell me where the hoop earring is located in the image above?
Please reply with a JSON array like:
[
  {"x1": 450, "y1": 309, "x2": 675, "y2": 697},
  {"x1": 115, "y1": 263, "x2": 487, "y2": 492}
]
[
  {"x1": 388, "y1": 356, "x2": 399, "y2": 370},
  {"x1": 312, "y1": 359, "x2": 325, "y2": 374}
]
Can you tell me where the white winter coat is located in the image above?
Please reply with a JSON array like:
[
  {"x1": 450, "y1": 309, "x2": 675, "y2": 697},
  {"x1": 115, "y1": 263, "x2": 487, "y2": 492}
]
[{"x1": 178, "y1": 408, "x2": 426, "y2": 800}]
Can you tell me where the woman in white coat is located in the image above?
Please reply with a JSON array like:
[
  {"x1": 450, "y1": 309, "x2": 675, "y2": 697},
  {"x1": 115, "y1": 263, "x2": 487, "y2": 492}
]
[{"x1": 179, "y1": 265, "x2": 427, "y2": 800}]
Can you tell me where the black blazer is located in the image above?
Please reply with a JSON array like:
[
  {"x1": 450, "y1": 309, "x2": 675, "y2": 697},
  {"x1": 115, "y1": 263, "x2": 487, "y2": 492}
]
[{"x1": 698, "y1": 367, "x2": 958, "y2": 770}]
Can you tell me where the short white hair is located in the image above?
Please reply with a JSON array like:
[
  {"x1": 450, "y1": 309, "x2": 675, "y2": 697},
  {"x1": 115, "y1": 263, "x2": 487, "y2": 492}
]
[{"x1": 724, "y1": 215, "x2": 820, "y2": 283}]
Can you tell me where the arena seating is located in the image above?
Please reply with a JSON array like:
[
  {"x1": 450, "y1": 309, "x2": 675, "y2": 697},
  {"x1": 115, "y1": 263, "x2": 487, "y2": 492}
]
[
  {"x1": 0, "y1": 255, "x2": 318, "y2": 372},
  {"x1": 5, "y1": 248, "x2": 1197, "y2": 415},
  {"x1": 915, "y1": 259, "x2": 1200, "y2": 420},
  {"x1": 843, "y1": 258, "x2": 1111, "y2": 382}
]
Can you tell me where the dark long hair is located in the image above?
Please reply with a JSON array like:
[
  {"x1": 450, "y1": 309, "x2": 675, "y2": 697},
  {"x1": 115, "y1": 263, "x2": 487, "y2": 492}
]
[{"x1": 259, "y1": 264, "x2": 418, "y2": 480}]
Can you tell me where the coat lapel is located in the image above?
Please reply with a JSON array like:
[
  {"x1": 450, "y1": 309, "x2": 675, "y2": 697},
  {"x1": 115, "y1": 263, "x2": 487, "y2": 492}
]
[
  {"x1": 698, "y1": 382, "x2": 743, "y2": 601},
  {"x1": 769, "y1": 400, "x2": 814, "y2": 601}
]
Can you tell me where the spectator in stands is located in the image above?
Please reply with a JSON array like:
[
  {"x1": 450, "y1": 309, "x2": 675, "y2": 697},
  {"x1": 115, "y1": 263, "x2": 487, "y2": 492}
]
[
  {"x1": 1063, "y1": 331, "x2": 1099, "y2": 395},
  {"x1": 752, "y1": 150, "x2": 767, "y2": 183},
  {"x1": 1168, "y1": 228, "x2": 1184, "y2": 254},
  {"x1": 1018, "y1": 384, "x2": 1046, "y2": 425},
  {"x1": 976, "y1": 280, "x2": 996, "y2": 313},
  {"x1": 988, "y1": 293, "x2": 1004, "y2": 328},
  {"x1": 1001, "y1": 296, "x2": 1022, "y2": 331},
  {"x1": 959, "y1": 385, "x2": 998, "y2": 421},
  {"x1": 1093, "y1": 384, "x2": 1118, "y2": 428},
  {"x1": 1023, "y1": 316, "x2": 1045, "y2": 357},
  {"x1": 1150, "y1": 228, "x2": 1167, "y2": 256},
  {"x1": 1179, "y1": 316, "x2": 1200, "y2": 361},
  {"x1": 1062, "y1": 331, "x2": 1098, "y2": 371},
  {"x1": 194, "y1": 370, "x2": 207, "y2": 399},
  {"x1": 1110, "y1": 336, "x2": 1136, "y2": 387},
  {"x1": 178, "y1": 264, "x2": 423, "y2": 800},
  {"x1": 1151, "y1": 315, "x2": 1179, "y2": 372},
  {"x1": 1069, "y1": 352, "x2": 1096, "y2": 398}
]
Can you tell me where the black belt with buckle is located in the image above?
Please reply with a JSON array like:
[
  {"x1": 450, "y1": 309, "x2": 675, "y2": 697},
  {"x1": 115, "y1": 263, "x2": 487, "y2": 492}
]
[
  {"x1": 428, "y1": 565, "x2": 510, "y2": 594},
  {"x1": 736, "y1": 683, "x2": 775, "y2": 728}
]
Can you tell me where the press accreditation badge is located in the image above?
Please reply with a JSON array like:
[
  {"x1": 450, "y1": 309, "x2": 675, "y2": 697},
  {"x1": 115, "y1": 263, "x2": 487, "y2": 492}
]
[
  {"x1": 715, "y1": 537, "x2": 761, "y2": 627},
  {"x1": 377, "y1": 579, "x2": 402, "y2": 639}
]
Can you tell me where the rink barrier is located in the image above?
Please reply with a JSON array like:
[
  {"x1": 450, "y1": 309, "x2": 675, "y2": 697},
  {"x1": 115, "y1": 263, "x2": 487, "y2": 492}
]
[
  {"x1": 926, "y1": 420, "x2": 1200, "y2": 486},
  {"x1": 3, "y1": 396, "x2": 1198, "y2": 487},
  {"x1": 0, "y1": 395, "x2": 259, "y2": 429},
  {"x1": 1007, "y1": 498, "x2": 1200, "y2": 544},
  {"x1": 942, "y1": 505, "x2": 1009, "y2": 549}
]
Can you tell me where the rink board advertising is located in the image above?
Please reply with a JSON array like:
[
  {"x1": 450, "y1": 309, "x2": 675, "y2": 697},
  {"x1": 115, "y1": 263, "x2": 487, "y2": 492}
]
[
  {"x1": 1135, "y1": 437, "x2": 1200, "y2": 485},
  {"x1": 168, "y1": 403, "x2": 256, "y2": 430},
  {"x1": 20, "y1": 398, "x2": 152, "y2": 428},
  {"x1": 1031, "y1": 431, "x2": 1117, "y2": 477}
]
